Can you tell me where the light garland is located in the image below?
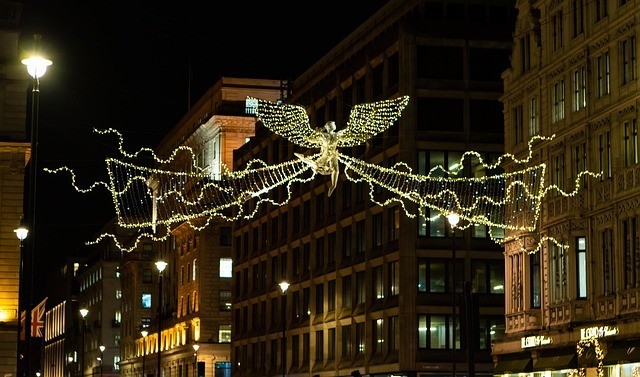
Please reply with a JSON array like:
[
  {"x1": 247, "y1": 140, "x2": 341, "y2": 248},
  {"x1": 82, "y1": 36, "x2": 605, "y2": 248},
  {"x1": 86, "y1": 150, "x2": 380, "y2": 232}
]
[
  {"x1": 576, "y1": 337, "x2": 604, "y2": 377},
  {"x1": 47, "y1": 96, "x2": 601, "y2": 253}
]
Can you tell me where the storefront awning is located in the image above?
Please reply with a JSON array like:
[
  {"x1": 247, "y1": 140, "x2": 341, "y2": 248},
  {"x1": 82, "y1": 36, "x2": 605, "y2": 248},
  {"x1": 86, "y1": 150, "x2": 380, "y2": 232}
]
[
  {"x1": 533, "y1": 348, "x2": 577, "y2": 371},
  {"x1": 494, "y1": 353, "x2": 533, "y2": 374},
  {"x1": 604, "y1": 339, "x2": 640, "y2": 365}
]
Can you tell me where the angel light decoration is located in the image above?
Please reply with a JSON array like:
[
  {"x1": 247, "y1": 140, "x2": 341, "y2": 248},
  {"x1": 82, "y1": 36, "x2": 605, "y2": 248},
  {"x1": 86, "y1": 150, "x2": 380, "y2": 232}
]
[{"x1": 47, "y1": 95, "x2": 599, "y2": 252}]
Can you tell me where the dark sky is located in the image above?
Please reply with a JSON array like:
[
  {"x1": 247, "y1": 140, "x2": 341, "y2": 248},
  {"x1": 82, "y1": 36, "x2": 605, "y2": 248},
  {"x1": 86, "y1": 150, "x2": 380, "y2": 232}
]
[{"x1": 18, "y1": 1, "x2": 389, "y2": 295}]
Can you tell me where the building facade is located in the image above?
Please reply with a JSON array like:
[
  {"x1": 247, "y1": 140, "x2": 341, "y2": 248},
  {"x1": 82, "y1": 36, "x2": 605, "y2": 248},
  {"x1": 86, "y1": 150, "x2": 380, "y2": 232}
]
[
  {"x1": 232, "y1": 1, "x2": 514, "y2": 377},
  {"x1": 0, "y1": 2, "x2": 32, "y2": 377},
  {"x1": 117, "y1": 78, "x2": 282, "y2": 377},
  {"x1": 494, "y1": 0, "x2": 640, "y2": 376}
]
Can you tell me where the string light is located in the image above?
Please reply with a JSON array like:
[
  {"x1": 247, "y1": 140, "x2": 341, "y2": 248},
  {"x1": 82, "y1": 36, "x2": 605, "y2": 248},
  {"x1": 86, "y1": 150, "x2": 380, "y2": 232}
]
[
  {"x1": 576, "y1": 337, "x2": 604, "y2": 377},
  {"x1": 47, "y1": 97, "x2": 600, "y2": 254}
]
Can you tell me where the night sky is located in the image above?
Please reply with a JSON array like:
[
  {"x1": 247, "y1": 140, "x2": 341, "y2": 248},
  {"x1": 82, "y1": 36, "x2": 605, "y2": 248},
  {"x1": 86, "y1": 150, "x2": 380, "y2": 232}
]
[{"x1": 18, "y1": 1, "x2": 389, "y2": 297}]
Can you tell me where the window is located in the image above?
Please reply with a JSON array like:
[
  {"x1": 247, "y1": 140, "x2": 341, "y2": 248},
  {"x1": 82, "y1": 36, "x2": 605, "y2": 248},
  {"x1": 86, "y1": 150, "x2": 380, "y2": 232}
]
[
  {"x1": 418, "y1": 150, "x2": 464, "y2": 177},
  {"x1": 141, "y1": 293, "x2": 151, "y2": 309},
  {"x1": 315, "y1": 330, "x2": 324, "y2": 362},
  {"x1": 471, "y1": 260, "x2": 504, "y2": 293},
  {"x1": 315, "y1": 238, "x2": 324, "y2": 269},
  {"x1": 356, "y1": 271, "x2": 365, "y2": 304},
  {"x1": 388, "y1": 261, "x2": 399, "y2": 296},
  {"x1": 142, "y1": 269, "x2": 152, "y2": 283},
  {"x1": 599, "y1": 131, "x2": 612, "y2": 179},
  {"x1": 596, "y1": 52, "x2": 611, "y2": 97},
  {"x1": 342, "y1": 325, "x2": 351, "y2": 357},
  {"x1": 114, "y1": 310, "x2": 121, "y2": 324},
  {"x1": 572, "y1": 0, "x2": 584, "y2": 37},
  {"x1": 328, "y1": 280, "x2": 335, "y2": 311},
  {"x1": 388, "y1": 207, "x2": 400, "y2": 241},
  {"x1": 551, "y1": 243, "x2": 568, "y2": 302},
  {"x1": 510, "y1": 254, "x2": 523, "y2": 312},
  {"x1": 573, "y1": 143, "x2": 587, "y2": 186},
  {"x1": 373, "y1": 265, "x2": 384, "y2": 299},
  {"x1": 303, "y1": 333, "x2": 310, "y2": 364},
  {"x1": 220, "y1": 227, "x2": 232, "y2": 246},
  {"x1": 113, "y1": 357, "x2": 120, "y2": 371},
  {"x1": 355, "y1": 322, "x2": 365, "y2": 356},
  {"x1": 389, "y1": 316, "x2": 399, "y2": 351},
  {"x1": 418, "y1": 315, "x2": 457, "y2": 349},
  {"x1": 595, "y1": 0, "x2": 607, "y2": 22},
  {"x1": 328, "y1": 233, "x2": 336, "y2": 264},
  {"x1": 328, "y1": 328, "x2": 335, "y2": 360},
  {"x1": 219, "y1": 324, "x2": 231, "y2": 343},
  {"x1": 193, "y1": 259, "x2": 197, "y2": 281},
  {"x1": 621, "y1": 36, "x2": 636, "y2": 85},
  {"x1": 342, "y1": 275, "x2": 352, "y2": 307},
  {"x1": 141, "y1": 317, "x2": 151, "y2": 328},
  {"x1": 529, "y1": 97, "x2": 538, "y2": 136},
  {"x1": 115, "y1": 290, "x2": 122, "y2": 299},
  {"x1": 418, "y1": 259, "x2": 446, "y2": 292},
  {"x1": 372, "y1": 213, "x2": 383, "y2": 246},
  {"x1": 478, "y1": 317, "x2": 505, "y2": 350},
  {"x1": 220, "y1": 258, "x2": 233, "y2": 278},
  {"x1": 514, "y1": 105, "x2": 524, "y2": 144},
  {"x1": 573, "y1": 67, "x2": 586, "y2": 111},
  {"x1": 577, "y1": 237, "x2": 587, "y2": 298},
  {"x1": 530, "y1": 252, "x2": 541, "y2": 308},
  {"x1": 520, "y1": 34, "x2": 531, "y2": 73},
  {"x1": 623, "y1": 217, "x2": 640, "y2": 289},
  {"x1": 355, "y1": 220, "x2": 365, "y2": 255},
  {"x1": 624, "y1": 119, "x2": 638, "y2": 167},
  {"x1": 601, "y1": 228, "x2": 614, "y2": 295},
  {"x1": 552, "y1": 79, "x2": 565, "y2": 122},
  {"x1": 552, "y1": 154, "x2": 565, "y2": 191},
  {"x1": 342, "y1": 226, "x2": 352, "y2": 258},
  {"x1": 220, "y1": 291, "x2": 232, "y2": 311},
  {"x1": 373, "y1": 319, "x2": 384, "y2": 354},
  {"x1": 552, "y1": 12, "x2": 563, "y2": 51},
  {"x1": 315, "y1": 283, "x2": 324, "y2": 314}
]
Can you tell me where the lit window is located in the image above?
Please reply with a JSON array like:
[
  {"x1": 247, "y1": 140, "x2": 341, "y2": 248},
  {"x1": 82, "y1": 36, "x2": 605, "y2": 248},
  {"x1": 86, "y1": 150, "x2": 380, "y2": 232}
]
[
  {"x1": 220, "y1": 258, "x2": 233, "y2": 278},
  {"x1": 141, "y1": 294, "x2": 152, "y2": 309},
  {"x1": 219, "y1": 324, "x2": 231, "y2": 343}
]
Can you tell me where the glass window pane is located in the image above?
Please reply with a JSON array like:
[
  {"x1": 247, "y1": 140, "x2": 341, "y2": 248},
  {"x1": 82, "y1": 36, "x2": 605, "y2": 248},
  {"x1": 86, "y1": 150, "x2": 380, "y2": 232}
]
[
  {"x1": 418, "y1": 261, "x2": 427, "y2": 292},
  {"x1": 418, "y1": 315, "x2": 427, "y2": 348},
  {"x1": 489, "y1": 261, "x2": 505, "y2": 293},
  {"x1": 430, "y1": 261, "x2": 446, "y2": 293},
  {"x1": 430, "y1": 315, "x2": 447, "y2": 349},
  {"x1": 220, "y1": 258, "x2": 233, "y2": 278},
  {"x1": 429, "y1": 209, "x2": 445, "y2": 237}
]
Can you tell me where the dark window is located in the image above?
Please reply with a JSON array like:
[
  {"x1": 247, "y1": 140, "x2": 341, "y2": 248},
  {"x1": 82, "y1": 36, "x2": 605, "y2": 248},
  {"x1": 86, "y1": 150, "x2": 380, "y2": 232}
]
[
  {"x1": 447, "y1": 3, "x2": 465, "y2": 20},
  {"x1": 328, "y1": 280, "x2": 336, "y2": 311},
  {"x1": 220, "y1": 227, "x2": 232, "y2": 246},
  {"x1": 342, "y1": 275, "x2": 352, "y2": 308},
  {"x1": 417, "y1": 46, "x2": 463, "y2": 80},
  {"x1": 417, "y1": 98, "x2": 464, "y2": 131},
  {"x1": 470, "y1": 100, "x2": 503, "y2": 133},
  {"x1": 425, "y1": 2, "x2": 444, "y2": 20},
  {"x1": 142, "y1": 268, "x2": 152, "y2": 283},
  {"x1": 469, "y1": 48, "x2": 511, "y2": 81},
  {"x1": 316, "y1": 283, "x2": 324, "y2": 314},
  {"x1": 388, "y1": 52, "x2": 399, "y2": 89},
  {"x1": 372, "y1": 63, "x2": 384, "y2": 98}
]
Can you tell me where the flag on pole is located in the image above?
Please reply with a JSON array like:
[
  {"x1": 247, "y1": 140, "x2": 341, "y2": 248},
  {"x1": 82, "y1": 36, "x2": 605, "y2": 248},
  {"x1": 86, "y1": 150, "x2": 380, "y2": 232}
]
[
  {"x1": 30, "y1": 297, "x2": 47, "y2": 338},
  {"x1": 19, "y1": 310, "x2": 25, "y2": 341}
]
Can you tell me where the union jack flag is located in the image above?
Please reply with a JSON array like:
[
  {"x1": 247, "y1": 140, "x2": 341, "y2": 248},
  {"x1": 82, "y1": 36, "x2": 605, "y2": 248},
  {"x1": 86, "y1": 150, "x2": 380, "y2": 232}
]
[{"x1": 30, "y1": 297, "x2": 47, "y2": 338}]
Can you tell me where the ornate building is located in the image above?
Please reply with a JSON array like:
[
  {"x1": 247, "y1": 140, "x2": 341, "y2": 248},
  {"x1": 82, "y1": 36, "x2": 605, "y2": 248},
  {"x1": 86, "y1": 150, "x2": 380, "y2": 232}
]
[
  {"x1": 494, "y1": 0, "x2": 640, "y2": 375},
  {"x1": 231, "y1": 1, "x2": 515, "y2": 377},
  {"x1": 117, "y1": 77, "x2": 282, "y2": 377}
]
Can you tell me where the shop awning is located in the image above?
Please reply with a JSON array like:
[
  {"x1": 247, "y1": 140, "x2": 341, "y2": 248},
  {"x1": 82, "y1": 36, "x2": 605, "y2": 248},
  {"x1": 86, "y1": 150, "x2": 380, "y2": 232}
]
[
  {"x1": 578, "y1": 345, "x2": 599, "y2": 367},
  {"x1": 604, "y1": 339, "x2": 640, "y2": 365},
  {"x1": 494, "y1": 353, "x2": 533, "y2": 374},
  {"x1": 533, "y1": 348, "x2": 577, "y2": 371}
]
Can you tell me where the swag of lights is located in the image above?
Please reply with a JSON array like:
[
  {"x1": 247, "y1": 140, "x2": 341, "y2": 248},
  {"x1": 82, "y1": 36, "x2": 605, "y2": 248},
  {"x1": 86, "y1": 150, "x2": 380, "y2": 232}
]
[{"x1": 46, "y1": 96, "x2": 600, "y2": 253}]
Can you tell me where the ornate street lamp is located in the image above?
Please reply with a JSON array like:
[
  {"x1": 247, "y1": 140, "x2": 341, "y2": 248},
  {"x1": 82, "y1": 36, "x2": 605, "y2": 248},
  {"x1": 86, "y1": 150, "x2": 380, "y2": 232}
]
[
  {"x1": 279, "y1": 281, "x2": 289, "y2": 377},
  {"x1": 155, "y1": 261, "x2": 167, "y2": 377},
  {"x1": 141, "y1": 330, "x2": 148, "y2": 377},
  {"x1": 79, "y1": 309, "x2": 88, "y2": 377},
  {"x1": 446, "y1": 212, "x2": 460, "y2": 377}
]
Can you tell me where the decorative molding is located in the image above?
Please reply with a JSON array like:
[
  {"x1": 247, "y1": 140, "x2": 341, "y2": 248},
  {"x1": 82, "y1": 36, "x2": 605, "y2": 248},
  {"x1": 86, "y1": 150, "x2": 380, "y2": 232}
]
[
  {"x1": 550, "y1": 140, "x2": 565, "y2": 152},
  {"x1": 590, "y1": 37, "x2": 609, "y2": 53},
  {"x1": 549, "y1": 0, "x2": 564, "y2": 12},
  {"x1": 548, "y1": 64, "x2": 565, "y2": 79},
  {"x1": 617, "y1": 18, "x2": 635, "y2": 35},
  {"x1": 568, "y1": 130, "x2": 585, "y2": 143},
  {"x1": 617, "y1": 197, "x2": 640, "y2": 214},
  {"x1": 570, "y1": 218, "x2": 586, "y2": 230},
  {"x1": 569, "y1": 50, "x2": 586, "y2": 66},
  {"x1": 618, "y1": 105, "x2": 636, "y2": 120},
  {"x1": 594, "y1": 211, "x2": 614, "y2": 226},
  {"x1": 547, "y1": 223, "x2": 569, "y2": 239},
  {"x1": 589, "y1": 116, "x2": 611, "y2": 131},
  {"x1": 524, "y1": 82, "x2": 538, "y2": 94}
]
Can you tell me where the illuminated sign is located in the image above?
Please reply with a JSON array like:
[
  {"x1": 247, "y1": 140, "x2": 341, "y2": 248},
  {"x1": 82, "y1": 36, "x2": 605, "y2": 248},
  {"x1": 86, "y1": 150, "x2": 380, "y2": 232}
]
[
  {"x1": 521, "y1": 335, "x2": 553, "y2": 348},
  {"x1": 580, "y1": 325, "x2": 619, "y2": 340}
]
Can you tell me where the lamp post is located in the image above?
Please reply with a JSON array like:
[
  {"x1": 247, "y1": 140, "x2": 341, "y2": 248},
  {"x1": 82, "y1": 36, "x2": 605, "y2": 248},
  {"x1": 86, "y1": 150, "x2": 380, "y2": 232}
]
[
  {"x1": 446, "y1": 212, "x2": 459, "y2": 377},
  {"x1": 155, "y1": 261, "x2": 167, "y2": 377},
  {"x1": 20, "y1": 34, "x2": 52, "y2": 377},
  {"x1": 14, "y1": 219, "x2": 27, "y2": 371},
  {"x1": 67, "y1": 356, "x2": 74, "y2": 377},
  {"x1": 192, "y1": 344, "x2": 199, "y2": 377},
  {"x1": 141, "y1": 330, "x2": 148, "y2": 377},
  {"x1": 278, "y1": 281, "x2": 289, "y2": 377},
  {"x1": 79, "y1": 309, "x2": 88, "y2": 377},
  {"x1": 99, "y1": 346, "x2": 105, "y2": 377}
]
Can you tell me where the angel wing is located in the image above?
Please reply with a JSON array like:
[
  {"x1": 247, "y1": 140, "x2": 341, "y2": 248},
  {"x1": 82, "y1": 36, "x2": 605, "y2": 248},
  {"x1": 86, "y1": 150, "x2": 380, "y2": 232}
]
[
  {"x1": 251, "y1": 97, "x2": 322, "y2": 148},
  {"x1": 338, "y1": 95, "x2": 410, "y2": 147}
]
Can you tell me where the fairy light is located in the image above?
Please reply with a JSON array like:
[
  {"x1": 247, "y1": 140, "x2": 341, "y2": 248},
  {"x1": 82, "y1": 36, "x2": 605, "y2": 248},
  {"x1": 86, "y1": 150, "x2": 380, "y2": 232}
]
[
  {"x1": 47, "y1": 97, "x2": 601, "y2": 254},
  {"x1": 576, "y1": 337, "x2": 604, "y2": 377}
]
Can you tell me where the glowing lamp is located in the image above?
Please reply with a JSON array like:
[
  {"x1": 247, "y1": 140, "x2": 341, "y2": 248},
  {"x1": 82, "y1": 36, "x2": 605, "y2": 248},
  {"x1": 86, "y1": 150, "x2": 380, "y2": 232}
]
[
  {"x1": 279, "y1": 281, "x2": 290, "y2": 294},
  {"x1": 155, "y1": 260, "x2": 167, "y2": 273},
  {"x1": 21, "y1": 56, "x2": 52, "y2": 79}
]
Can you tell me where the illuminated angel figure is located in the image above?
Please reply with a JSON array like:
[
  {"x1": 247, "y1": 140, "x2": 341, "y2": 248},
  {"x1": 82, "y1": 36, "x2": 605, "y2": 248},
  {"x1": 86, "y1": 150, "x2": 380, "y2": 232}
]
[{"x1": 252, "y1": 95, "x2": 410, "y2": 196}]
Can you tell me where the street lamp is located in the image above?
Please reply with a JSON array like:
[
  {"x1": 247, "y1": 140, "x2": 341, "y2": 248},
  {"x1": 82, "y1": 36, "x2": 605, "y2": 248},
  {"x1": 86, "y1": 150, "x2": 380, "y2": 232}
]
[
  {"x1": 79, "y1": 309, "x2": 88, "y2": 377},
  {"x1": 446, "y1": 211, "x2": 459, "y2": 377},
  {"x1": 99, "y1": 346, "x2": 105, "y2": 377},
  {"x1": 278, "y1": 281, "x2": 289, "y2": 377},
  {"x1": 14, "y1": 219, "x2": 27, "y2": 368},
  {"x1": 192, "y1": 344, "x2": 199, "y2": 377},
  {"x1": 67, "y1": 356, "x2": 74, "y2": 377},
  {"x1": 155, "y1": 261, "x2": 167, "y2": 377},
  {"x1": 141, "y1": 330, "x2": 148, "y2": 377},
  {"x1": 20, "y1": 34, "x2": 52, "y2": 377}
]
